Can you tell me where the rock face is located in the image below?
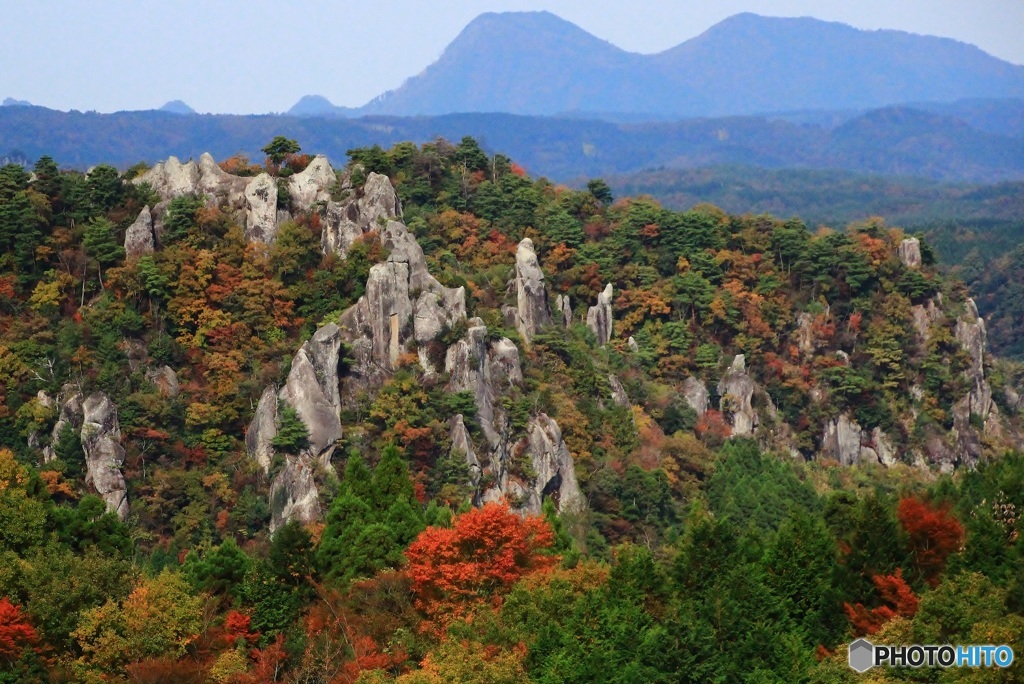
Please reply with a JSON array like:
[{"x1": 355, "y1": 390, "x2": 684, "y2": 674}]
[
  {"x1": 80, "y1": 393, "x2": 129, "y2": 519},
  {"x1": 144, "y1": 365, "x2": 179, "y2": 398},
  {"x1": 910, "y1": 295, "x2": 944, "y2": 343},
  {"x1": 608, "y1": 375, "x2": 630, "y2": 407},
  {"x1": 445, "y1": 318, "x2": 523, "y2": 449},
  {"x1": 717, "y1": 355, "x2": 758, "y2": 437},
  {"x1": 555, "y1": 294, "x2": 572, "y2": 328},
  {"x1": 269, "y1": 457, "x2": 320, "y2": 533},
  {"x1": 244, "y1": 173, "x2": 279, "y2": 243},
  {"x1": 512, "y1": 238, "x2": 550, "y2": 344},
  {"x1": 898, "y1": 237, "x2": 922, "y2": 269},
  {"x1": 246, "y1": 324, "x2": 344, "y2": 529},
  {"x1": 43, "y1": 385, "x2": 84, "y2": 463},
  {"x1": 136, "y1": 156, "x2": 200, "y2": 199},
  {"x1": 519, "y1": 414, "x2": 586, "y2": 515},
  {"x1": 338, "y1": 217, "x2": 465, "y2": 385},
  {"x1": 955, "y1": 299, "x2": 993, "y2": 420},
  {"x1": 450, "y1": 415, "x2": 481, "y2": 488},
  {"x1": 682, "y1": 376, "x2": 709, "y2": 416},
  {"x1": 279, "y1": 325, "x2": 344, "y2": 464},
  {"x1": 821, "y1": 414, "x2": 867, "y2": 466},
  {"x1": 321, "y1": 171, "x2": 402, "y2": 257},
  {"x1": 246, "y1": 386, "x2": 279, "y2": 475},
  {"x1": 586, "y1": 283, "x2": 614, "y2": 346},
  {"x1": 287, "y1": 156, "x2": 335, "y2": 210},
  {"x1": 124, "y1": 206, "x2": 155, "y2": 259}
]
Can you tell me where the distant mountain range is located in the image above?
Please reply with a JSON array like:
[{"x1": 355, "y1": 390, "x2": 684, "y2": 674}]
[
  {"x1": 2, "y1": 98, "x2": 1023, "y2": 184},
  {"x1": 290, "y1": 11, "x2": 1024, "y2": 119}
]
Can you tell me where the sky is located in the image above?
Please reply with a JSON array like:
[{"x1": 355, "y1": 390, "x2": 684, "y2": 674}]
[{"x1": 2, "y1": 0, "x2": 1021, "y2": 115}]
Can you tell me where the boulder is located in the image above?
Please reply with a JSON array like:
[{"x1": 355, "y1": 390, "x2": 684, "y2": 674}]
[
  {"x1": 124, "y1": 206, "x2": 155, "y2": 259},
  {"x1": 512, "y1": 238, "x2": 550, "y2": 344},
  {"x1": 898, "y1": 237, "x2": 922, "y2": 269},
  {"x1": 287, "y1": 155, "x2": 335, "y2": 210},
  {"x1": 717, "y1": 355, "x2": 758, "y2": 437},
  {"x1": 244, "y1": 173, "x2": 279, "y2": 243},
  {"x1": 682, "y1": 377, "x2": 709, "y2": 416},
  {"x1": 586, "y1": 283, "x2": 614, "y2": 346},
  {"x1": 80, "y1": 393, "x2": 129, "y2": 519}
]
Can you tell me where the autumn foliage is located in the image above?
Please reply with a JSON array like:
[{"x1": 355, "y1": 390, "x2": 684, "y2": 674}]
[
  {"x1": 844, "y1": 568, "x2": 919, "y2": 636},
  {"x1": 897, "y1": 497, "x2": 964, "y2": 585},
  {"x1": 0, "y1": 597, "x2": 37, "y2": 662},
  {"x1": 405, "y1": 502, "x2": 557, "y2": 625}
]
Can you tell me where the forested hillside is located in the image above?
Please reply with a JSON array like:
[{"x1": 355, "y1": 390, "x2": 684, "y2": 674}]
[{"x1": 1, "y1": 138, "x2": 1023, "y2": 682}]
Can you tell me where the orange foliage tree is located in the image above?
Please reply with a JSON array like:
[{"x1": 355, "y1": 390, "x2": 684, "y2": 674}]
[
  {"x1": 405, "y1": 502, "x2": 557, "y2": 627},
  {"x1": 897, "y1": 497, "x2": 964, "y2": 586},
  {"x1": 844, "y1": 568, "x2": 919, "y2": 636}
]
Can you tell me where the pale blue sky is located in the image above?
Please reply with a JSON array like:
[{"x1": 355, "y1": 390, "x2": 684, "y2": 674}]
[{"x1": 2, "y1": 0, "x2": 1020, "y2": 114}]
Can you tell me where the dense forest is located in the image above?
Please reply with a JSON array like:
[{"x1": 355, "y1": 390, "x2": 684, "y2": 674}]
[{"x1": 0, "y1": 137, "x2": 1023, "y2": 682}]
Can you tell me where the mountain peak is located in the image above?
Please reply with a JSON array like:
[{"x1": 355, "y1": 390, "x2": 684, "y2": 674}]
[{"x1": 159, "y1": 99, "x2": 196, "y2": 115}]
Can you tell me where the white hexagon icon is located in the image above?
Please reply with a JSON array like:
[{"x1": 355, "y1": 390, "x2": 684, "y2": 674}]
[{"x1": 849, "y1": 638, "x2": 875, "y2": 673}]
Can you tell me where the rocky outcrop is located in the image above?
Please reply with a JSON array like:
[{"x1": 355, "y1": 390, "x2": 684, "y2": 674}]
[
  {"x1": 244, "y1": 173, "x2": 279, "y2": 243},
  {"x1": 821, "y1": 414, "x2": 867, "y2": 466},
  {"x1": 246, "y1": 386, "x2": 278, "y2": 474},
  {"x1": 321, "y1": 171, "x2": 401, "y2": 257},
  {"x1": 910, "y1": 295, "x2": 944, "y2": 344},
  {"x1": 955, "y1": 298, "x2": 994, "y2": 420},
  {"x1": 898, "y1": 237, "x2": 922, "y2": 269},
  {"x1": 796, "y1": 312, "x2": 814, "y2": 355},
  {"x1": 136, "y1": 156, "x2": 200, "y2": 199},
  {"x1": 450, "y1": 415, "x2": 481, "y2": 489},
  {"x1": 269, "y1": 457, "x2": 320, "y2": 532},
  {"x1": 586, "y1": 284, "x2": 614, "y2": 346},
  {"x1": 145, "y1": 365, "x2": 179, "y2": 398},
  {"x1": 445, "y1": 318, "x2": 523, "y2": 448},
  {"x1": 717, "y1": 355, "x2": 758, "y2": 437},
  {"x1": 682, "y1": 377, "x2": 709, "y2": 416},
  {"x1": 608, "y1": 375, "x2": 630, "y2": 407},
  {"x1": 195, "y1": 153, "x2": 249, "y2": 206},
  {"x1": 287, "y1": 156, "x2": 335, "y2": 211},
  {"x1": 512, "y1": 238, "x2": 550, "y2": 344},
  {"x1": 338, "y1": 219, "x2": 465, "y2": 384},
  {"x1": 555, "y1": 294, "x2": 572, "y2": 328},
  {"x1": 246, "y1": 324, "x2": 344, "y2": 529},
  {"x1": 872, "y1": 427, "x2": 898, "y2": 467},
  {"x1": 124, "y1": 206, "x2": 155, "y2": 259},
  {"x1": 517, "y1": 414, "x2": 586, "y2": 515},
  {"x1": 43, "y1": 385, "x2": 84, "y2": 463},
  {"x1": 80, "y1": 393, "x2": 128, "y2": 519},
  {"x1": 278, "y1": 325, "x2": 344, "y2": 464}
]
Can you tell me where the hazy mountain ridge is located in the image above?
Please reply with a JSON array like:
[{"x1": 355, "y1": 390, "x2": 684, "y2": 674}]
[
  {"x1": 4, "y1": 99, "x2": 1023, "y2": 183},
  {"x1": 293, "y1": 11, "x2": 1024, "y2": 119}
]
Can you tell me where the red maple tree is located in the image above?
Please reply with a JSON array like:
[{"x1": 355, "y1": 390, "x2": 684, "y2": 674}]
[
  {"x1": 0, "y1": 597, "x2": 37, "y2": 662},
  {"x1": 405, "y1": 502, "x2": 557, "y2": 626},
  {"x1": 844, "y1": 568, "x2": 919, "y2": 636},
  {"x1": 898, "y1": 497, "x2": 964, "y2": 585}
]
